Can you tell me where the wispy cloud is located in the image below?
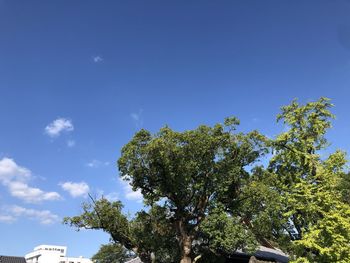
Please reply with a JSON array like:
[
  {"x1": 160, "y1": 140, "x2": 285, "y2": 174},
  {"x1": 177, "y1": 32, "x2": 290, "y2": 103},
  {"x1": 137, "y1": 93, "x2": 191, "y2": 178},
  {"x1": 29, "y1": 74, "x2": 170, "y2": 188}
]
[
  {"x1": 86, "y1": 159, "x2": 110, "y2": 168},
  {"x1": 95, "y1": 189, "x2": 119, "y2": 202},
  {"x1": 130, "y1": 109, "x2": 144, "y2": 128},
  {"x1": 1, "y1": 205, "x2": 59, "y2": 225},
  {"x1": 93, "y1": 56, "x2": 103, "y2": 63},
  {"x1": 0, "y1": 158, "x2": 61, "y2": 203},
  {"x1": 67, "y1": 140, "x2": 76, "y2": 148},
  {"x1": 0, "y1": 214, "x2": 16, "y2": 223},
  {"x1": 101, "y1": 191, "x2": 119, "y2": 202},
  {"x1": 119, "y1": 178, "x2": 142, "y2": 203},
  {"x1": 60, "y1": 181, "x2": 90, "y2": 198},
  {"x1": 105, "y1": 192, "x2": 119, "y2": 202},
  {"x1": 130, "y1": 113, "x2": 140, "y2": 121},
  {"x1": 45, "y1": 118, "x2": 74, "y2": 138}
]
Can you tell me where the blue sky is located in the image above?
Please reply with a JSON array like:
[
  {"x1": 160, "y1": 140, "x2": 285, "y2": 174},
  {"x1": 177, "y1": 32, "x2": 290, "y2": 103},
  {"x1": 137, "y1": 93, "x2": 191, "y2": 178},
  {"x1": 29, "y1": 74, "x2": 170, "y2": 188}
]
[{"x1": 1, "y1": 0, "x2": 350, "y2": 259}]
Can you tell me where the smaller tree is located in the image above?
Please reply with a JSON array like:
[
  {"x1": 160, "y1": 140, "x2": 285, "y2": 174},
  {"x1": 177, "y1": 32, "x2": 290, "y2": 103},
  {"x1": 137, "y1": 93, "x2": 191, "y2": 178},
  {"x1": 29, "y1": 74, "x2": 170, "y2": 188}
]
[
  {"x1": 92, "y1": 243, "x2": 133, "y2": 263},
  {"x1": 63, "y1": 196, "x2": 180, "y2": 263},
  {"x1": 268, "y1": 98, "x2": 350, "y2": 262}
]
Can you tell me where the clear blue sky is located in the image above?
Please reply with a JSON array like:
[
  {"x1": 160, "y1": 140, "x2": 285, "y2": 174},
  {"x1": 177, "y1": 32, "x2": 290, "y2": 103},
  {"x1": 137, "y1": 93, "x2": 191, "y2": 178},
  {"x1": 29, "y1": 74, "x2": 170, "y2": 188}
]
[{"x1": 1, "y1": 0, "x2": 350, "y2": 258}]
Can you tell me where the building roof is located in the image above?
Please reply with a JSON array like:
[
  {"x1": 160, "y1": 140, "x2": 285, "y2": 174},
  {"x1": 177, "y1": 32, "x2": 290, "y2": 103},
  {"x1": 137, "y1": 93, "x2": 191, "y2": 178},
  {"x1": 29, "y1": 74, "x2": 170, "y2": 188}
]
[
  {"x1": 0, "y1": 256, "x2": 27, "y2": 263},
  {"x1": 254, "y1": 246, "x2": 289, "y2": 263},
  {"x1": 228, "y1": 246, "x2": 289, "y2": 263},
  {"x1": 125, "y1": 257, "x2": 142, "y2": 263},
  {"x1": 123, "y1": 246, "x2": 288, "y2": 263}
]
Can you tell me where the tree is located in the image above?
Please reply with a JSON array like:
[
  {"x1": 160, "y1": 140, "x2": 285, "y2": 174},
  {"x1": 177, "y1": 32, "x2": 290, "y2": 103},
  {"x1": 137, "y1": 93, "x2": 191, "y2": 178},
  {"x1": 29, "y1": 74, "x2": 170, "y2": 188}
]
[
  {"x1": 92, "y1": 243, "x2": 133, "y2": 263},
  {"x1": 64, "y1": 196, "x2": 180, "y2": 263},
  {"x1": 117, "y1": 118, "x2": 266, "y2": 263},
  {"x1": 268, "y1": 98, "x2": 350, "y2": 262}
]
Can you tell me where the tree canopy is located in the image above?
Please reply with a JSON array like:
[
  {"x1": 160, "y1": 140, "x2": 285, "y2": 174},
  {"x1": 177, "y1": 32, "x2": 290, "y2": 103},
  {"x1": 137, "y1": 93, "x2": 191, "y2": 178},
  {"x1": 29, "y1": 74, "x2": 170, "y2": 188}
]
[
  {"x1": 92, "y1": 243, "x2": 134, "y2": 263},
  {"x1": 267, "y1": 98, "x2": 350, "y2": 262},
  {"x1": 64, "y1": 98, "x2": 350, "y2": 263}
]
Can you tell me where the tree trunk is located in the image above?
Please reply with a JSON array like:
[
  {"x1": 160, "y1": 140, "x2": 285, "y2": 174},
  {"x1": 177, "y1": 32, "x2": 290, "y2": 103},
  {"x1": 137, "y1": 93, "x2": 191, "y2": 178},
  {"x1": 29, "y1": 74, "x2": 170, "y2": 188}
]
[
  {"x1": 180, "y1": 235, "x2": 192, "y2": 263},
  {"x1": 180, "y1": 255, "x2": 191, "y2": 263},
  {"x1": 177, "y1": 220, "x2": 192, "y2": 263}
]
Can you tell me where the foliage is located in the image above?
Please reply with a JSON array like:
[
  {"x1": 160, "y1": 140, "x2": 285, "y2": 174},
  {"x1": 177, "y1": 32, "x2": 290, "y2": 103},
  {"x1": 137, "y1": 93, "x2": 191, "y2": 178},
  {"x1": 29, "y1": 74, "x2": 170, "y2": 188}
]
[
  {"x1": 292, "y1": 204, "x2": 350, "y2": 263},
  {"x1": 63, "y1": 198, "x2": 134, "y2": 250},
  {"x1": 63, "y1": 197, "x2": 180, "y2": 263},
  {"x1": 231, "y1": 166, "x2": 288, "y2": 248},
  {"x1": 199, "y1": 205, "x2": 258, "y2": 255},
  {"x1": 92, "y1": 243, "x2": 133, "y2": 263},
  {"x1": 268, "y1": 98, "x2": 350, "y2": 262},
  {"x1": 65, "y1": 98, "x2": 350, "y2": 263},
  {"x1": 117, "y1": 118, "x2": 266, "y2": 262},
  {"x1": 131, "y1": 205, "x2": 181, "y2": 262},
  {"x1": 338, "y1": 171, "x2": 350, "y2": 204}
]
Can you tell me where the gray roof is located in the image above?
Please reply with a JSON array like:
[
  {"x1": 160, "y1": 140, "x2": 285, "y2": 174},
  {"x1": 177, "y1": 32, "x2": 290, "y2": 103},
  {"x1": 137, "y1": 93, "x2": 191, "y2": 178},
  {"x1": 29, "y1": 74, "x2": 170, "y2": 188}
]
[
  {"x1": 125, "y1": 257, "x2": 142, "y2": 263},
  {"x1": 0, "y1": 256, "x2": 27, "y2": 263},
  {"x1": 233, "y1": 246, "x2": 289, "y2": 263},
  {"x1": 254, "y1": 246, "x2": 289, "y2": 263}
]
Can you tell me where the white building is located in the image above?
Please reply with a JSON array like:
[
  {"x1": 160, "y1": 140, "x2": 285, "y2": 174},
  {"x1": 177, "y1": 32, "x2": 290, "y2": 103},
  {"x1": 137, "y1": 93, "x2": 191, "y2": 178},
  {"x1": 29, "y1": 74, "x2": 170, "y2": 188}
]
[{"x1": 25, "y1": 245, "x2": 92, "y2": 263}]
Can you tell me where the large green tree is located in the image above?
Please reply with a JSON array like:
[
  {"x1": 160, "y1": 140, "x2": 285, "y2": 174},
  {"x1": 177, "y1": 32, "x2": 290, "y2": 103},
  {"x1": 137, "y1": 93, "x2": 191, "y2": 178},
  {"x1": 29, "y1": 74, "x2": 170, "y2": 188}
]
[
  {"x1": 117, "y1": 119, "x2": 266, "y2": 263},
  {"x1": 65, "y1": 119, "x2": 267, "y2": 263}
]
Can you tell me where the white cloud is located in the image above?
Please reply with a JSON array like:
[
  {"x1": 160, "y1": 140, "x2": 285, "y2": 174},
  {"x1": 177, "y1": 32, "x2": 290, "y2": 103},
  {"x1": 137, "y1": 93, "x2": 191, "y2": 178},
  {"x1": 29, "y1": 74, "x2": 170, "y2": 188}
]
[
  {"x1": 7, "y1": 181, "x2": 60, "y2": 203},
  {"x1": 8, "y1": 205, "x2": 59, "y2": 225},
  {"x1": 125, "y1": 188, "x2": 143, "y2": 201},
  {"x1": 93, "y1": 56, "x2": 103, "y2": 63},
  {"x1": 67, "y1": 140, "x2": 76, "y2": 147},
  {"x1": 45, "y1": 118, "x2": 74, "y2": 137},
  {"x1": 60, "y1": 181, "x2": 90, "y2": 198},
  {"x1": 0, "y1": 157, "x2": 31, "y2": 183},
  {"x1": 0, "y1": 158, "x2": 61, "y2": 203},
  {"x1": 86, "y1": 159, "x2": 110, "y2": 168},
  {"x1": 119, "y1": 178, "x2": 142, "y2": 202}
]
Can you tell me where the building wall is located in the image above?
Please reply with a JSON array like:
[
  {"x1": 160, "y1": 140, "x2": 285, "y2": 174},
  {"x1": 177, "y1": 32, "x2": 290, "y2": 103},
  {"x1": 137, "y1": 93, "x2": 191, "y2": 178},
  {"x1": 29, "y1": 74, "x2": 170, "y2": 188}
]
[
  {"x1": 25, "y1": 245, "x2": 92, "y2": 263},
  {"x1": 58, "y1": 256, "x2": 92, "y2": 263}
]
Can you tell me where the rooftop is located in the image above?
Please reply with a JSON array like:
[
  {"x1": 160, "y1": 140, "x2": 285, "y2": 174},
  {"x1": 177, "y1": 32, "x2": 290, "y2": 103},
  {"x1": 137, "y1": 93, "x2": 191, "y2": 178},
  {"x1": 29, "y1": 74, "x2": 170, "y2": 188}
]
[{"x1": 0, "y1": 256, "x2": 27, "y2": 263}]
